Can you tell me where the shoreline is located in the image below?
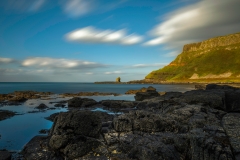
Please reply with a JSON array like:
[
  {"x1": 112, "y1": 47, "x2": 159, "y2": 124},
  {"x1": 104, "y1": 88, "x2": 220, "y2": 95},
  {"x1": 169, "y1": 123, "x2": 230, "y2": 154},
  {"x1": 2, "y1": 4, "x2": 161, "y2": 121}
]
[{"x1": 1, "y1": 84, "x2": 240, "y2": 159}]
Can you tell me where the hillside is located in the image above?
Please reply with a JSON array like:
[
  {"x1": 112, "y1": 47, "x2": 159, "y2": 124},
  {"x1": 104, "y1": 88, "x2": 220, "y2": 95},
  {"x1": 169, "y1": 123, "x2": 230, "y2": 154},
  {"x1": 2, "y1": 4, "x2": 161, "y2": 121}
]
[{"x1": 145, "y1": 32, "x2": 240, "y2": 83}]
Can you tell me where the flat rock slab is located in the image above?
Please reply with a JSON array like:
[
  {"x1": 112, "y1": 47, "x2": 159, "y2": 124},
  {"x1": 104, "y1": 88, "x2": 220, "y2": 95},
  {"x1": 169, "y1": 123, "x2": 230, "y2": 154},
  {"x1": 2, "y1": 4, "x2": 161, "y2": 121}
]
[{"x1": 222, "y1": 113, "x2": 240, "y2": 154}]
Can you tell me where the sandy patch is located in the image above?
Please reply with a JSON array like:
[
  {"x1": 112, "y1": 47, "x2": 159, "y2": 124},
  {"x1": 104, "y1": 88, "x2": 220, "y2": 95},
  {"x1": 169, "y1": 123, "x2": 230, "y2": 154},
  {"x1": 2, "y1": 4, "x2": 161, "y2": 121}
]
[
  {"x1": 189, "y1": 72, "x2": 232, "y2": 79},
  {"x1": 189, "y1": 73, "x2": 199, "y2": 79}
]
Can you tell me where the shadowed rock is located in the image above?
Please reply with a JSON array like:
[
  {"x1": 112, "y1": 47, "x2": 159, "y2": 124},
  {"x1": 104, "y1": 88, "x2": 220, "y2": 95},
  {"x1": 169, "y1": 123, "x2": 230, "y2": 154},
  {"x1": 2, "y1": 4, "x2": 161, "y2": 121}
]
[
  {"x1": 35, "y1": 103, "x2": 48, "y2": 110},
  {"x1": 0, "y1": 150, "x2": 11, "y2": 160},
  {"x1": 134, "y1": 86, "x2": 160, "y2": 101},
  {"x1": 68, "y1": 97, "x2": 97, "y2": 108},
  {"x1": 0, "y1": 110, "x2": 15, "y2": 121}
]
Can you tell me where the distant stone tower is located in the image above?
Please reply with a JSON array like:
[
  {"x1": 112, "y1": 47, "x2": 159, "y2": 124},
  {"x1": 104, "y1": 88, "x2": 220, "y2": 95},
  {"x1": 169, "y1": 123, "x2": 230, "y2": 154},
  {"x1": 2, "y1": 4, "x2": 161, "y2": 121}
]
[{"x1": 116, "y1": 77, "x2": 121, "y2": 82}]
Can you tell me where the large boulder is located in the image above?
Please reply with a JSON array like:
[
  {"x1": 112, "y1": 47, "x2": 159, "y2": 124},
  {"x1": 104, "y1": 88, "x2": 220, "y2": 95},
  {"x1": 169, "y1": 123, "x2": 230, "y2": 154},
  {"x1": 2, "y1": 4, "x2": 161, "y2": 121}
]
[
  {"x1": 35, "y1": 103, "x2": 48, "y2": 110},
  {"x1": 182, "y1": 90, "x2": 225, "y2": 110},
  {"x1": 205, "y1": 84, "x2": 240, "y2": 111},
  {"x1": 49, "y1": 111, "x2": 102, "y2": 159},
  {"x1": 134, "y1": 86, "x2": 160, "y2": 101},
  {"x1": 67, "y1": 97, "x2": 97, "y2": 108}
]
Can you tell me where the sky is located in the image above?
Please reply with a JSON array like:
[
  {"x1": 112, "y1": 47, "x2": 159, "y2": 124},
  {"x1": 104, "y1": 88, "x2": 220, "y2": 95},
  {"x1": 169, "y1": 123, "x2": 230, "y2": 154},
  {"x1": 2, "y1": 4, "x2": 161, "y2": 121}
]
[{"x1": 0, "y1": 0, "x2": 240, "y2": 82}]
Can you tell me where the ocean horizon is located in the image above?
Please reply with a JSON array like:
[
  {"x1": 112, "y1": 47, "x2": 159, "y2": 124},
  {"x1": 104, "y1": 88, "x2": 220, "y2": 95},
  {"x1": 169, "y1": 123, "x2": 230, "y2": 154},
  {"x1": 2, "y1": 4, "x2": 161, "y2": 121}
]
[{"x1": 0, "y1": 82, "x2": 195, "y2": 94}]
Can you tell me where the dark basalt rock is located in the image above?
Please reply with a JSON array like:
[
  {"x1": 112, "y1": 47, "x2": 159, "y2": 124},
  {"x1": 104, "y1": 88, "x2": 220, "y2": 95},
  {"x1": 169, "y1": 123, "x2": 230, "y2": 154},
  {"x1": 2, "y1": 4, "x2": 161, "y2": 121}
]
[
  {"x1": 163, "y1": 91, "x2": 183, "y2": 100},
  {"x1": 134, "y1": 86, "x2": 160, "y2": 101},
  {"x1": 21, "y1": 84, "x2": 240, "y2": 159},
  {"x1": 68, "y1": 97, "x2": 98, "y2": 108},
  {"x1": 39, "y1": 129, "x2": 49, "y2": 134},
  {"x1": 206, "y1": 84, "x2": 237, "y2": 90},
  {"x1": 205, "y1": 84, "x2": 240, "y2": 111},
  {"x1": 0, "y1": 150, "x2": 12, "y2": 160},
  {"x1": 100, "y1": 100, "x2": 136, "y2": 109},
  {"x1": 45, "y1": 112, "x2": 59, "y2": 122},
  {"x1": 125, "y1": 87, "x2": 147, "y2": 94},
  {"x1": 0, "y1": 110, "x2": 16, "y2": 121},
  {"x1": 182, "y1": 90, "x2": 225, "y2": 111},
  {"x1": 0, "y1": 91, "x2": 53, "y2": 103},
  {"x1": 35, "y1": 103, "x2": 48, "y2": 110},
  {"x1": 9, "y1": 96, "x2": 27, "y2": 102},
  {"x1": 21, "y1": 136, "x2": 62, "y2": 160},
  {"x1": 48, "y1": 111, "x2": 102, "y2": 159},
  {"x1": 222, "y1": 113, "x2": 240, "y2": 157}
]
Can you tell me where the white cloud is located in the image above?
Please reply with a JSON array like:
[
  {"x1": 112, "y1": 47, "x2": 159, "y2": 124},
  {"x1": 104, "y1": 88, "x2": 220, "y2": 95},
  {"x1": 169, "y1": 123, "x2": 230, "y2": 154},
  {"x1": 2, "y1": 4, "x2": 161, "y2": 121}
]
[
  {"x1": 22, "y1": 57, "x2": 106, "y2": 69},
  {"x1": 105, "y1": 71, "x2": 123, "y2": 75},
  {"x1": 0, "y1": 57, "x2": 14, "y2": 63},
  {"x1": 144, "y1": 0, "x2": 240, "y2": 49},
  {"x1": 61, "y1": 0, "x2": 128, "y2": 18},
  {"x1": 132, "y1": 63, "x2": 168, "y2": 68},
  {"x1": 85, "y1": 72, "x2": 93, "y2": 75},
  {"x1": 61, "y1": 0, "x2": 93, "y2": 17},
  {"x1": 164, "y1": 51, "x2": 180, "y2": 57},
  {"x1": 65, "y1": 26, "x2": 143, "y2": 45}
]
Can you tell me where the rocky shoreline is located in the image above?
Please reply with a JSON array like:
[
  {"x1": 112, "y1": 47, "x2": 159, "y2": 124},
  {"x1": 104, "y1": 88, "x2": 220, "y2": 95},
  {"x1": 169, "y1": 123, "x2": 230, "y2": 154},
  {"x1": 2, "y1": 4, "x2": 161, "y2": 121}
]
[{"x1": 1, "y1": 84, "x2": 240, "y2": 159}]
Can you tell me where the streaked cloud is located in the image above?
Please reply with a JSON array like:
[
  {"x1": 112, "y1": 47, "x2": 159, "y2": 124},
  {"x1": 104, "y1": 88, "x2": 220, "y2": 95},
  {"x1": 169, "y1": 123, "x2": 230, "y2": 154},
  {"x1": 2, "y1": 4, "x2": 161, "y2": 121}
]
[
  {"x1": 61, "y1": 0, "x2": 93, "y2": 17},
  {"x1": 85, "y1": 72, "x2": 93, "y2": 75},
  {"x1": 61, "y1": 0, "x2": 128, "y2": 18},
  {"x1": 3, "y1": 0, "x2": 45, "y2": 12},
  {"x1": 29, "y1": 0, "x2": 45, "y2": 12},
  {"x1": 132, "y1": 63, "x2": 168, "y2": 68},
  {"x1": 105, "y1": 71, "x2": 123, "y2": 75},
  {"x1": 164, "y1": 51, "x2": 180, "y2": 57},
  {"x1": 144, "y1": 0, "x2": 240, "y2": 50},
  {"x1": 22, "y1": 57, "x2": 107, "y2": 69},
  {"x1": 0, "y1": 57, "x2": 15, "y2": 63},
  {"x1": 65, "y1": 26, "x2": 143, "y2": 45}
]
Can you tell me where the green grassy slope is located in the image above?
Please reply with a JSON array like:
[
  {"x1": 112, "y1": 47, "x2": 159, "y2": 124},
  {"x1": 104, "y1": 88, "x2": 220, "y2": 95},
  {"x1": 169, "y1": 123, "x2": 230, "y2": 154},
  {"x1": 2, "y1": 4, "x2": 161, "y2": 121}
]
[{"x1": 146, "y1": 44, "x2": 240, "y2": 82}]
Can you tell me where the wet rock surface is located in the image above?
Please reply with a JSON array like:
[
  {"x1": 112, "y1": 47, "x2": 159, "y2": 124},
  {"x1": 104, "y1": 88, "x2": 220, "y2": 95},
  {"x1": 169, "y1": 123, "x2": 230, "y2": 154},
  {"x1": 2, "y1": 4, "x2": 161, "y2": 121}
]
[
  {"x1": 0, "y1": 91, "x2": 53, "y2": 105},
  {"x1": 45, "y1": 112, "x2": 59, "y2": 122},
  {"x1": 0, "y1": 110, "x2": 16, "y2": 121},
  {"x1": 20, "y1": 84, "x2": 240, "y2": 159}
]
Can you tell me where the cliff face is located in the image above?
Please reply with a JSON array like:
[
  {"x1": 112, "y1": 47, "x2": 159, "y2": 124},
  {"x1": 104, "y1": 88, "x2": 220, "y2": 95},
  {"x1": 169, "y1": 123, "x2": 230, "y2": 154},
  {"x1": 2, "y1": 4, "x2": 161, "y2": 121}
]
[
  {"x1": 145, "y1": 32, "x2": 240, "y2": 82},
  {"x1": 183, "y1": 33, "x2": 240, "y2": 52}
]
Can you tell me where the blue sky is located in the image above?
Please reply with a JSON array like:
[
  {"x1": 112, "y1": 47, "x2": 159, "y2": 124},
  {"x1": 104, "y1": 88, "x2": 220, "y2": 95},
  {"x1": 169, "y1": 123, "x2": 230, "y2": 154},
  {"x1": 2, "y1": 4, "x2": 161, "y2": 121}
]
[{"x1": 0, "y1": 0, "x2": 240, "y2": 82}]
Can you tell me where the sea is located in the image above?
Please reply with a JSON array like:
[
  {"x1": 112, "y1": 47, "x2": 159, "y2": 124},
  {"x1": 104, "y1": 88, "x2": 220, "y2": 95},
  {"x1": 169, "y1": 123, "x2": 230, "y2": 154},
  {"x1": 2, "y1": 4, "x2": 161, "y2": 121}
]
[{"x1": 0, "y1": 82, "x2": 195, "y2": 152}]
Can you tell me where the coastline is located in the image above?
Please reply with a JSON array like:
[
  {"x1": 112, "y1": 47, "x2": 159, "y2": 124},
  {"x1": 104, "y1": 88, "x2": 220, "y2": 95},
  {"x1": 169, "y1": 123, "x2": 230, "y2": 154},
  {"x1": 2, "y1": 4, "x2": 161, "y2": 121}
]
[{"x1": 2, "y1": 83, "x2": 240, "y2": 159}]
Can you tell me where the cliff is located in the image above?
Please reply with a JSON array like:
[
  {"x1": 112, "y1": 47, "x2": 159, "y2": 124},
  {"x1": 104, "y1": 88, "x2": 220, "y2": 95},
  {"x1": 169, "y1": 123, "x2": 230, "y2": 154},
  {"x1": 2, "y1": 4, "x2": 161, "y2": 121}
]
[{"x1": 145, "y1": 32, "x2": 240, "y2": 83}]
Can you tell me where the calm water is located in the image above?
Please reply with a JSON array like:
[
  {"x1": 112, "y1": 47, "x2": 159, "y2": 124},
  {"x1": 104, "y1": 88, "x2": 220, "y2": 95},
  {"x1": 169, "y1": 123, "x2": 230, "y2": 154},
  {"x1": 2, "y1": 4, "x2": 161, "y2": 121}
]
[
  {"x1": 0, "y1": 82, "x2": 194, "y2": 94},
  {"x1": 0, "y1": 83, "x2": 195, "y2": 151}
]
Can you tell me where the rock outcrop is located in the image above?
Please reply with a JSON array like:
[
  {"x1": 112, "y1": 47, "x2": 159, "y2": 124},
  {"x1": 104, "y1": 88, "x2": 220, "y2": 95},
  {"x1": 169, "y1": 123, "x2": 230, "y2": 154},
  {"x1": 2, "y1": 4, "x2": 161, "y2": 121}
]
[
  {"x1": 68, "y1": 97, "x2": 98, "y2": 108},
  {"x1": 134, "y1": 86, "x2": 160, "y2": 101},
  {"x1": 116, "y1": 77, "x2": 121, "y2": 82},
  {"x1": 0, "y1": 110, "x2": 16, "y2": 121},
  {"x1": 183, "y1": 33, "x2": 240, "y2": 52},
  {"x1": 21, "y1": 84, "x2": 240, "y2": 159}
]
